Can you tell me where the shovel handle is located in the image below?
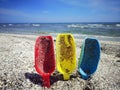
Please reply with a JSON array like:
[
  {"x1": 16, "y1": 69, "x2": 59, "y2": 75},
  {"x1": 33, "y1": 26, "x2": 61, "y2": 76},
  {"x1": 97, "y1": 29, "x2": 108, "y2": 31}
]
[
  {"x1": 42, "y1": 73, "x2": 50, "y2": 88},
  {"x1": 63, "y1": 74, "x2": 70, "y2": 80}
]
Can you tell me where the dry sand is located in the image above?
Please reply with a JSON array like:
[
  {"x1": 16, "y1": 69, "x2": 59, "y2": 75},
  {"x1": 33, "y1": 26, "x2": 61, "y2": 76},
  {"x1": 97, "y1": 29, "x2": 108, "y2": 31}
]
[{"x1": 0, "y1": 33, "x2": 120, "y2": 90}]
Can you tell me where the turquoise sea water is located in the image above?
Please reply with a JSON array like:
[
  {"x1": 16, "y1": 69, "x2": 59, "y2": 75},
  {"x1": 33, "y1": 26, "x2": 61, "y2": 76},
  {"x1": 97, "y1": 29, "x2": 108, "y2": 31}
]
[{"x1": 0, "y1": 23, "x2": 120, "y2": 37}]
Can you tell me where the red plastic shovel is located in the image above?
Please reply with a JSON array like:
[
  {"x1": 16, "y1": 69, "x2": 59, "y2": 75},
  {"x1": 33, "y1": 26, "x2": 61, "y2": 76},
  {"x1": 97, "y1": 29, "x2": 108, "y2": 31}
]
[{"x1": 34, "y1": 36, "x2": 55, "y2": 88}]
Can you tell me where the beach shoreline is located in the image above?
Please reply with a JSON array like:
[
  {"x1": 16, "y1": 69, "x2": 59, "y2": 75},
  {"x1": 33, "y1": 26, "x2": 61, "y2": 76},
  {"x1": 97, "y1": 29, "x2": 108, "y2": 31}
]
[{"x1": 0, "y1": 33, "x2": 120, "y2": 90}]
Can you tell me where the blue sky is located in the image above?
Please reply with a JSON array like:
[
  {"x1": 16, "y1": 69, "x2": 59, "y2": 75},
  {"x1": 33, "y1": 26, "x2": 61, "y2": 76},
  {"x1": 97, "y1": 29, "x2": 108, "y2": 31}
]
[{"x1": 0, "y1": 0, "x2": 120, "y2": 23}]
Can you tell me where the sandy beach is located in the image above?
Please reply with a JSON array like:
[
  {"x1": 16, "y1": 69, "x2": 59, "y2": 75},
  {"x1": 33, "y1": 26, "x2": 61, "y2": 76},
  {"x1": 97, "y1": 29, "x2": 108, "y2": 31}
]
[{"x1": 0, "y1": 33, "x2": 120, "y2": 90}]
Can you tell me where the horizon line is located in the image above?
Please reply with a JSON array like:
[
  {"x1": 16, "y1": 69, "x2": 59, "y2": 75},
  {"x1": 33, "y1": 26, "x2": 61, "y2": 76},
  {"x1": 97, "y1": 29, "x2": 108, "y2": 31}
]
[{"x1": 0, "y1": 22, "x2": 120, "y2": 24}]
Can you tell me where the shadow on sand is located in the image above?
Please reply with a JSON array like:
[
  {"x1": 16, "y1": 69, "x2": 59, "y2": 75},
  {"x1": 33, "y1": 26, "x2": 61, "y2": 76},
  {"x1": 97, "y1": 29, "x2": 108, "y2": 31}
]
[
  {"x1": 25, "y1": 72, "x2": 64, "y2": 86},
  {"x1": 25, "y1": 71, "x2": 92, "y2": 88}
]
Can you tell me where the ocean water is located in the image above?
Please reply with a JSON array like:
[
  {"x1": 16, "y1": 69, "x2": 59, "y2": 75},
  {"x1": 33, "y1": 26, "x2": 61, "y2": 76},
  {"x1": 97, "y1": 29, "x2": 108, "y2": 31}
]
[{"x1": 0, "y1": 23, "x2": 120, "y2": 37}]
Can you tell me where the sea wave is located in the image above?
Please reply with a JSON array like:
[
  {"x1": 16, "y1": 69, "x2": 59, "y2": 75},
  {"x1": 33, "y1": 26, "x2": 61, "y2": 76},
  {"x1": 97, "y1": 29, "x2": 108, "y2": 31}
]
[
  {"x1": 3, "y1": 24, "x2": 6, "y2": 27},
  {"x1": 8, "y1": 24, "x2": 13, "y2": 26},
  {"x1": 67, "y1": 24, "x2": 88, "y2": 28},
  {"x1": 24, "y1": 24, "x2": 30, "y2": 26},
  {"x1": 67, "y1": 24, "x2": 106, "y2": 29},
  {"x1": 0, "y1": 23, "x2": 120, "y2": 37},
  {"x1": 88, "y1": 24, "x2": 103, "y2": 27},
  {"x1": 32, "y1": 24, "x2": 40, "y2": 27},
  {"x1": 116, "y1": 24, "x2": 120, "y2": 27}
]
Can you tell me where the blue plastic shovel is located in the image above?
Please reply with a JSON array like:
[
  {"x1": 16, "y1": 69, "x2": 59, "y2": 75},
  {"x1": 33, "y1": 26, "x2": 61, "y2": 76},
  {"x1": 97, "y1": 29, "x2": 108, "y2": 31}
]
[{"x1": 78, "y1": 38, "x2": 100, "y2": 80}]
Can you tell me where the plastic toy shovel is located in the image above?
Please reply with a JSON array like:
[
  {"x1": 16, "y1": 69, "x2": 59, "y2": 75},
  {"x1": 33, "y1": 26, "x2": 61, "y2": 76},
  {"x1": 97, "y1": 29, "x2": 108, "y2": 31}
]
[
  {"x1": 78, "y1": 38, "x2": 100, "y2": 80},
  {"x1": 34, "y1": 36, "x2": 55, "y2": 88},
  {"x1": 56, "y1": 33, "x2": 76, "y2": 80}
]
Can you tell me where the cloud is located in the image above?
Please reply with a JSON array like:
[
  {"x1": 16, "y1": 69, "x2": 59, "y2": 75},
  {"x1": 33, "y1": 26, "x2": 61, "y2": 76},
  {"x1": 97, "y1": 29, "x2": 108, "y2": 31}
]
[
  {"x1": 0, "y1": 8, "x2": 51, "y2": 22},
  {"x1": 58, "y1": 0, "x2": 91, "y2": 7},
  {"x1": 0, "y1": 8, "x2": 31, "y2": 17},
  {"x1": 57, "y1": 0, "x2": 120, "y2": 12},
  {"x1": 42, "y1": 10, "x2": 49, "y2": 14}
]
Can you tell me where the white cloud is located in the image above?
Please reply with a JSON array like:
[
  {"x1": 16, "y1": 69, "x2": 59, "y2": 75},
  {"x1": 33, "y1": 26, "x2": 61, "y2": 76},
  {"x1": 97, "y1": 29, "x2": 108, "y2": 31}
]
[
  {"x1": 0, "y1": 8, "x2": 31, "y2": 17},
  {"x1": 42, "y1": 10, "x2": 49, "y2": 14},
  {"x1": 57, "y1": 0, "x2": 94, "y2": 7},
  {"x1": 57, "y1": 0, "x2": 120, "y2": 12}
]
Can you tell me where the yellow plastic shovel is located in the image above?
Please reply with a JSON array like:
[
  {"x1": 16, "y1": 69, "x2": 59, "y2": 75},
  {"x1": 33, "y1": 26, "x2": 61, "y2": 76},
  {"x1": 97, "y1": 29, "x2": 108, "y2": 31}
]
[{"x1": 56, "y1": 33, "x2": 76, "y2": 80}]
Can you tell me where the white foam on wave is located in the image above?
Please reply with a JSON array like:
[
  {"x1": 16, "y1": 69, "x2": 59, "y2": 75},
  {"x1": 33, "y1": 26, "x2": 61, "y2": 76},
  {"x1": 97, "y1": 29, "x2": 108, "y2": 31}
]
[
  {"x1": 67, "y1": 24, "x2": 105, "y2": 28},
  {"x1": 106, "y1": 25, "x2": 110, "y2": 27},
  {"x1": 67, "y1": 24, "x2": 88, "y2": 28},
  {"x1": 32, "y1": 24, "x2": 40, "y2": 27},
  {"x1": 67, "y1": 24, "x2": 79, "y2": 28},
  {"x1": 116, "y1": 24, "x2": 120, "y2": 27},
  {"x1": 8, "y1": 24, "x2": 13, "y2": 26},
  {"x1": 3, "y1": 25, "x2": 6, "y2": 27},
  {"x1": 88, "y1": 24, "x2": 103, "y2": 28}
]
